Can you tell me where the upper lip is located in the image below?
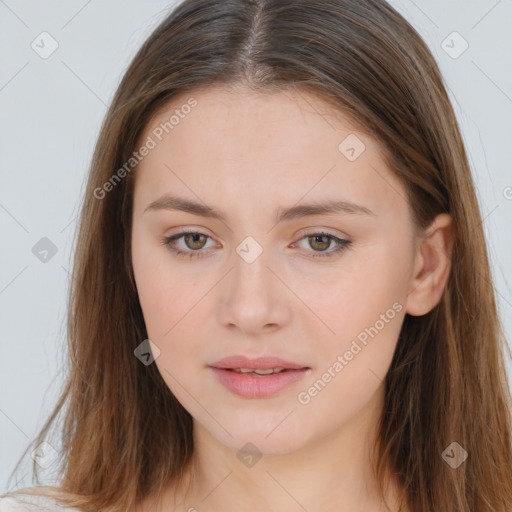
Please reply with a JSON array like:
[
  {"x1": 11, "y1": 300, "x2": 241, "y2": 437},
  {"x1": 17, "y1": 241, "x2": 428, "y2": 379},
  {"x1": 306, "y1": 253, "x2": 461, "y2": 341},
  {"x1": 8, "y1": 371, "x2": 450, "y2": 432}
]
[{"x1": 209, "y1": 355, "x2": 309, "y2": 370}]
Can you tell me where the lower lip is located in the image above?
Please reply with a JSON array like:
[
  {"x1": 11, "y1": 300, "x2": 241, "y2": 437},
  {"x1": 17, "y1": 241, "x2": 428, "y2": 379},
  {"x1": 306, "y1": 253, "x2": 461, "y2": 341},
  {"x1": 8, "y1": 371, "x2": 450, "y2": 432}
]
[{"x1": 209, "y1": 367, "x2": 310, "y2": 398}]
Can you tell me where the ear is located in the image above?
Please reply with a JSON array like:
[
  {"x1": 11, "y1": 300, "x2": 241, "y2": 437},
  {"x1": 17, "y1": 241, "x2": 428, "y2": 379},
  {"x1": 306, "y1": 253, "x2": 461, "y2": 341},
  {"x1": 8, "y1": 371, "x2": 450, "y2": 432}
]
[{"x1": 405, "y1": 213, "x2": 454, "y2": 317}]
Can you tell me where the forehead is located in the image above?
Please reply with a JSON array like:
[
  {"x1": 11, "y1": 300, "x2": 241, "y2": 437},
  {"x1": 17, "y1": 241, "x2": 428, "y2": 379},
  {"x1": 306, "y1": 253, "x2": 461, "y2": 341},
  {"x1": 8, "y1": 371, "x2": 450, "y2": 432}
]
[{"x1": 133, "y1": 85, "x2": 409, "y2": 222}]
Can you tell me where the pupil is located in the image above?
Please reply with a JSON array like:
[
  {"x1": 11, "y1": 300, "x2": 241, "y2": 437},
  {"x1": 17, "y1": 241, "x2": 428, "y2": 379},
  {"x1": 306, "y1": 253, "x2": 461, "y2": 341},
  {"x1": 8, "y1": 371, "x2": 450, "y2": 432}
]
[
  {"x1": 312, "y1": 235, "x2": 329, "y2": 250},
  {"x1": 186, "y1": 233, "x2": 204, "y2": 249}
]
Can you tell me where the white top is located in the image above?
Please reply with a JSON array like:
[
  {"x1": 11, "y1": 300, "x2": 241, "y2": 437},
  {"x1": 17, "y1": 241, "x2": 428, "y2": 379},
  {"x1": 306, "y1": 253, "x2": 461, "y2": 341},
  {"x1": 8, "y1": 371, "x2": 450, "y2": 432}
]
[{"x1": 0, "y1": 494, "x2": 81, "y2": 512}]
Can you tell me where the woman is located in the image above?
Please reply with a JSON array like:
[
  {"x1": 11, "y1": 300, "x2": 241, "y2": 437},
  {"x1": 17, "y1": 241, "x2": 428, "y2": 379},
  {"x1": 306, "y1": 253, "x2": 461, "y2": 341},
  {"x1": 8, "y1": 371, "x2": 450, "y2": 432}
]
[{"x1": 2, "y1": 0, "x2": 511, "y2": 511}]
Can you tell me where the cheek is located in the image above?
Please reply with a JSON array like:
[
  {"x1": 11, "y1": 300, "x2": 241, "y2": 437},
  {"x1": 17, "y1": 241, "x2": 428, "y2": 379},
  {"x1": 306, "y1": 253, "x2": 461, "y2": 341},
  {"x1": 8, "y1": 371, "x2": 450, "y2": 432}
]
[
  {"x1": 294, "y1": 239, "x2": 409, "y2": 399},
  {"x1": 293, "y1": 240, "x2": 410, "y2": 343},
  {"x1": 134, "y1": 268, "x2": 197, "y2": 351},
  {"x1": 131, "y1": 230, "x2": 208, "y2": 373},
  {"x1": 131, "y1": 227, "x2": 179, "y2": 337},
  {"x1": 295, "y1": 297, "x2": 404, "y2": 432}
]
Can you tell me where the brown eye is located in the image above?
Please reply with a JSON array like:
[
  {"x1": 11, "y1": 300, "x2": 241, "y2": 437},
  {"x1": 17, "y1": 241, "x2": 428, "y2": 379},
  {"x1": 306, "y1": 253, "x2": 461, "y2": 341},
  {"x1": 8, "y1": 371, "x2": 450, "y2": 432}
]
[
  {"x1": 183, "y1": 233, "x2": 208, "y2": 250},
  {"x1": 307, "y1": 234, "x2": 331, "y2": 252},
  {"x1": 162, "y1": 230, "x2": 351, "y2": 260},
  {"x1": 294, "y1": 232, "x2": 351, "y2": 259},
  {"x1": 161, "y1": 231, "x2": 215, "y2": 259}
]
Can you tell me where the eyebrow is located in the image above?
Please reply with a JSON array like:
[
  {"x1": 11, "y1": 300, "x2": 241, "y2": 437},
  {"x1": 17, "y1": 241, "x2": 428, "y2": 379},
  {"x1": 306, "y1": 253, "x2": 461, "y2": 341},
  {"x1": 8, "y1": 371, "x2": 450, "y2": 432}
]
[{"x1": 143, "y1": 194, "x2": 375, "y2": 223}]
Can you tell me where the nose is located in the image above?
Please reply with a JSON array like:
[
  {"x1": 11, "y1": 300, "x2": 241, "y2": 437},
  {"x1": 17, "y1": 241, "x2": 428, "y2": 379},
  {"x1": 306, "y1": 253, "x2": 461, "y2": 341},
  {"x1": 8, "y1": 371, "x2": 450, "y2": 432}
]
[{"x1": 217, "y1": 247, "x2": 292, "y2": 336}]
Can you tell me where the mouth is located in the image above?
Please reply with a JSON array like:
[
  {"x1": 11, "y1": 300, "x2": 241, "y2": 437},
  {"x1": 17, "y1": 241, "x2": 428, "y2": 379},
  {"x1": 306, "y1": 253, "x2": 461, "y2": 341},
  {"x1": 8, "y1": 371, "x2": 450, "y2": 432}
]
[
  {"x1": 224, "y1": 368, "x2": 290, "y2": 377},
  {"x1": 210, "y1": 355, "x2": 309, "y2": 371},
  {"x1": 221, "y1": 367, "x2": 302, "y2": 376},
  {"x1": 208, "y1": 356, "x2": 311, "y2": 398}
]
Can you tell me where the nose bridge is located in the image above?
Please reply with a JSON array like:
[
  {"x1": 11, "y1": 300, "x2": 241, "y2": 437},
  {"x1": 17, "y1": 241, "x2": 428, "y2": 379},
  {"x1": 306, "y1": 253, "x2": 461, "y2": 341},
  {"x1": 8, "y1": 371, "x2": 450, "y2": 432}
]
[
  {"x1": 230, "y1": 237, "x2": 275, "y2": 305},
  {"x1": 218, "y1": 236, "x2": 291, "y2": 332}
]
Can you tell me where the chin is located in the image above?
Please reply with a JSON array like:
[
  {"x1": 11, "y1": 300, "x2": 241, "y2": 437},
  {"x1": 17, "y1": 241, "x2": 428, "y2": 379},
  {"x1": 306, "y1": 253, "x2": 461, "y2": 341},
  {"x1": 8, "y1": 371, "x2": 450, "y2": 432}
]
[{"x1": 203, "y1": 416, "x2": 312, "y2": 457}]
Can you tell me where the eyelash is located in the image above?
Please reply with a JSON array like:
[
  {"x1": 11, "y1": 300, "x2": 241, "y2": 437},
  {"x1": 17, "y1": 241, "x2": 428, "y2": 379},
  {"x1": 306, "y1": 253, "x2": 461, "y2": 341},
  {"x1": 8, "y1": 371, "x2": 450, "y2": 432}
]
[{"x1": 160, "y1": 230, "x2": 352, "y2": 260}]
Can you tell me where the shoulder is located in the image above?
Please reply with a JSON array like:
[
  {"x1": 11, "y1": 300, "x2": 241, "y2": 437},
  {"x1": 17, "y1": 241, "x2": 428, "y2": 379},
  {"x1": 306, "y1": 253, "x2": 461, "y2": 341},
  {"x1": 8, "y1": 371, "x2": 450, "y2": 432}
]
[{"x1": 0, "y1": 488, "x2": 82, "y2": 512}]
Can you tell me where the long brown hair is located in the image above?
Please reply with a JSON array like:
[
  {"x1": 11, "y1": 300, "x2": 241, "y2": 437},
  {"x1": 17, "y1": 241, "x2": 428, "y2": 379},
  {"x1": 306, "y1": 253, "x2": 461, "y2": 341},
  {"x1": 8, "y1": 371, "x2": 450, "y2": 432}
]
[{"x1": 3, "y1": 1, "x2": 512, "y2": 510}]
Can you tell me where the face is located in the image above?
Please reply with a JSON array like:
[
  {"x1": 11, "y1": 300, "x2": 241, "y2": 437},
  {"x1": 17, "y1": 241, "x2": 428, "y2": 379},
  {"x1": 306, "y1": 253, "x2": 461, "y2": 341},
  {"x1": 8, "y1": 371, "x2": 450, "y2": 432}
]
[{"x1": 130, "y1": 85, "x2": 418, "y2": 455}]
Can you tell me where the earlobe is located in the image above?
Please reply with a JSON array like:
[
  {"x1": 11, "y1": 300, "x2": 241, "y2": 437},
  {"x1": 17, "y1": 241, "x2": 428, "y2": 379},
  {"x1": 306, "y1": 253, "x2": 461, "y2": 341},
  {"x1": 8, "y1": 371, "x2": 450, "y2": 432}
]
[{"x1": 405, "y1": 213, "x2": 454, "y2": 317}]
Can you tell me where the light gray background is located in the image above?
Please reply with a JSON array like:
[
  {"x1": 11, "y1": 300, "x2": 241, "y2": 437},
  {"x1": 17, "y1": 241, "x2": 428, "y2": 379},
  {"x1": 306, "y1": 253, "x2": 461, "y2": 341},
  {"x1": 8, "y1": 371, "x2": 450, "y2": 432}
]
[{"x1": 1, "y1": 0, "x2": 511, "y2": 493}]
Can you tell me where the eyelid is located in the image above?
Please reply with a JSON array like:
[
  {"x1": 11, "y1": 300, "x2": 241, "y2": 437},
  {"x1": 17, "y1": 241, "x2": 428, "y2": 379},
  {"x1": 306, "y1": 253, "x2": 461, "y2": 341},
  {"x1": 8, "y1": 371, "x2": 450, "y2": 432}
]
[
  {"x1": 161, "y1": 228, "x2": 352, "y2": 259},
  {"x1": 165, "y1": 226, "x2": 348, "y2": 242},
  {"x1": 289, "y1": 231, "x2": 351, "y2": 258},
  {"x1": 162, "y1": 229, "x2": 219, "y2": 254},
  {"x1": 295, "y1": 226, "x2": 349, "y2": 239}
]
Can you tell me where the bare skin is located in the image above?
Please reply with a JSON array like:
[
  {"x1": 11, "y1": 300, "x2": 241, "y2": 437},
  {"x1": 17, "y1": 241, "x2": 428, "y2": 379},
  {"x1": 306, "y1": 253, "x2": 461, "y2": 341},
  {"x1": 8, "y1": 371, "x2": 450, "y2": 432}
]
[{"x1": 130, "y1": 84, "x2": 453, "y2": 512}]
